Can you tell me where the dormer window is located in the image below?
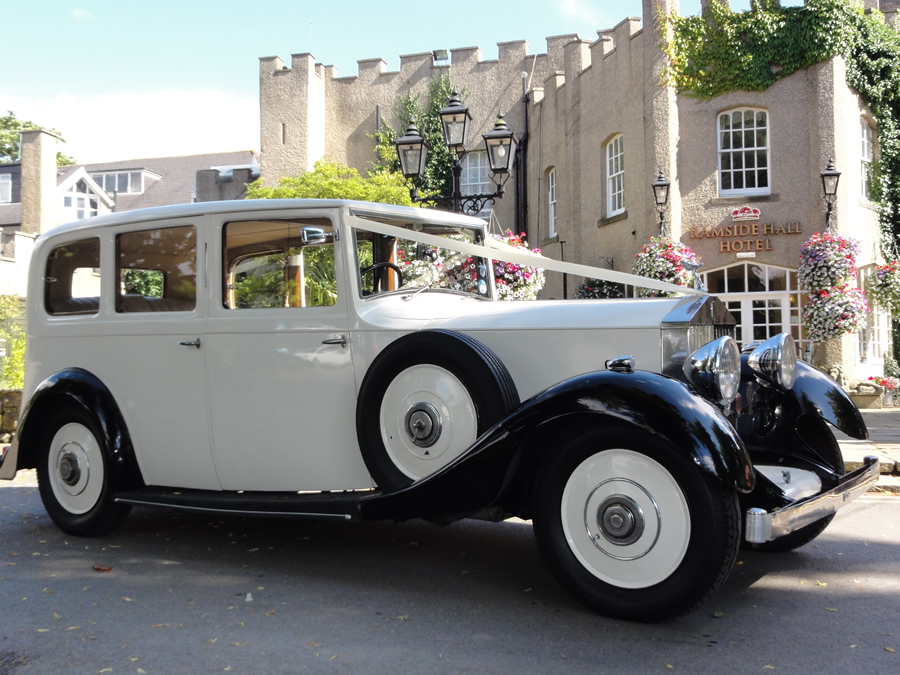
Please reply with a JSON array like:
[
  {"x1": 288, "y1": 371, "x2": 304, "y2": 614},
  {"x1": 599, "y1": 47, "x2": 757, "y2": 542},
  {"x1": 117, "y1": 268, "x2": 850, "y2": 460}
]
[{"x1": 91, "y1": 171, "x2": 145, "y2": 194}]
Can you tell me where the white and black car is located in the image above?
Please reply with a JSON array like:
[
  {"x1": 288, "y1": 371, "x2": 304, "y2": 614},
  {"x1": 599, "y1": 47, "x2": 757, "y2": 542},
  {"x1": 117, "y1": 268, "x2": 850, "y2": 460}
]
[{"x1": 0, "y1": 199, "x2": 879, "y2": 621}]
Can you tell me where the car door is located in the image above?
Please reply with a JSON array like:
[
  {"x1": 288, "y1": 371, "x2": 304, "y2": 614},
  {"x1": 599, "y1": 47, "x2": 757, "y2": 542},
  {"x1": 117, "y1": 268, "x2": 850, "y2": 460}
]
[
  {"x1": 99, "y1": 219, "x2": 219, "y2": 490},
  {"x1": 204, "y1": 209, "x2": 373, "y2": 492}
]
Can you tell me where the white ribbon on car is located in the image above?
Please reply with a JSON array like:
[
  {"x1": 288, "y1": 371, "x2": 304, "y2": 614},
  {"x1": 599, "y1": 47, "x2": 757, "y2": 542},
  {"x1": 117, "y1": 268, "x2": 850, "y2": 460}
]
[{"x1": 350, "y1": 217, "x2": 705, "y2": 297}]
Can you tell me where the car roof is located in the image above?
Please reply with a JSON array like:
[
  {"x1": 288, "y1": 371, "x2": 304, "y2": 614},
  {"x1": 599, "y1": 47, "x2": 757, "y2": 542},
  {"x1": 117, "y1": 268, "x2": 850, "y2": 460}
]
[{"x1": 39, "y1": 199, "x2": 489, "y2": 241}]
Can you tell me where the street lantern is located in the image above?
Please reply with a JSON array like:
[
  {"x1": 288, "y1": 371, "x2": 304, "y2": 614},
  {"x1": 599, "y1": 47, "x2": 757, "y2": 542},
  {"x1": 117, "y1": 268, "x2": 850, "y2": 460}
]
[
  {"x1": 820, "y1": 157, "x2": 841, "y2": 230},
  {"x1": 482, "y1": 112, "x2": 517, "y2": 177},
  {"x1": 821, "y1": 157, "x2": 841, "y2": 203},
  {"x1": 395, "y1": 91, "x2": 518, "y2": 215},
  {"x1": 652, "y1": 169, "x2": 671, "y2": 236},
  {"x1": 395, "y1": 119, "x2": 429, "y2": 181},
  {"x1": 438, "y1": 89, "x2": 471, "y2": 155}
]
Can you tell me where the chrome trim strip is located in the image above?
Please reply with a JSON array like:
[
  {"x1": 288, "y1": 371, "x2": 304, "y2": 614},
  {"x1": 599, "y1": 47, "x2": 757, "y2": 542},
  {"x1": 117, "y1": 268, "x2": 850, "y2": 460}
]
[
  {"x1": 113, "y1": 497, "x2": 354, "y2": 521},
  {"x1": 744, "y1": 455, "x2": 880, "y2": 544}
]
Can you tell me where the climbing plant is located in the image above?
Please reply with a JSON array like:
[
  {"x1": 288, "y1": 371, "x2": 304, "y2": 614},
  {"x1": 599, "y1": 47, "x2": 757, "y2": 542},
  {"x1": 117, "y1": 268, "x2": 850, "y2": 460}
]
[
  {"x1": 371, "y1": 74, "x2": 461, "y2": 201},
  {"x1": 663, "y1": 0, "x2": 900, "y2": 256}
]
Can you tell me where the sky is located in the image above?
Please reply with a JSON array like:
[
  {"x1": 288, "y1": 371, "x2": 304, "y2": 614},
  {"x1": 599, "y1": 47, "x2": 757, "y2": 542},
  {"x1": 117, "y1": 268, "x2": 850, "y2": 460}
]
[{"x1": 1, "y1": 0, "x2": 782, "y2": 164}]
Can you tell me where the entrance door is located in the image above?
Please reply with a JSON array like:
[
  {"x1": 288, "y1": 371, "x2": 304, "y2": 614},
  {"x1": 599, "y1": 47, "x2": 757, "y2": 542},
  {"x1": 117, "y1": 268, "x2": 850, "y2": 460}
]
[{"x1": 722, "y1": 294, "x2": 803, "y2": 351}]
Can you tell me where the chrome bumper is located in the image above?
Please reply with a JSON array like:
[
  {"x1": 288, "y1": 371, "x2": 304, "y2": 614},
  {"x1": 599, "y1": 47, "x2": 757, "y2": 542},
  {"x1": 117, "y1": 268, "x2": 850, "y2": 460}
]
[{"x1": 744, "y1": 455, "x2": 880, "y2": 544}]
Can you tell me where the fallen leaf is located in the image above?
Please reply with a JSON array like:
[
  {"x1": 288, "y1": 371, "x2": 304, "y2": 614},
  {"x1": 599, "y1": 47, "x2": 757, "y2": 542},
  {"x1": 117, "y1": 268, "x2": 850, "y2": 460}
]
[
  {"x1": 122, "y1": 597, "x2": 134, "y2": 602},
  {"x1": 713, "y1": 611, "x2": 726, "y2": 618},
  {"x1": 815, "y1": 580, "x2": 827, "y2": 587},
  {"x1": 53, "y1": 612, "x2": 61, "y2": 621},
  {"x1": 763, "y1": 666, "x2": 775, "y2": 670},
  {"x1": 98, "y1": 669, "x2": 113, "y2": 674},
  {"x1": 826, "y1": 608, "x2": 838, "y2": 612},
  {"x1": 209, "y1": 638, "x2": 217, "y2": 644},
  {"x1": 36, "y1": 628, "x2": 49, "y2": 633},
  {"x1": 138, "y1": 669, "x2": 147, "y2": 674},
  {"x1": 265, "y1": 610, "x2": 276, "y2": 616},
  {"x1": 397, "y1": 615, "x2": 409, "y2": 621},
  {"x1": 886, "y1": 647, "x2": 896, "y2": 653},
  {"x1": 92, "y1": 564, "x2": 112, "y2": 573},
  {"x1": 309, "y1": 641, "x2": 322, "y2": 648},
  {"x1": 66, "y1": 626, "x2": 80, "y2": 631}
]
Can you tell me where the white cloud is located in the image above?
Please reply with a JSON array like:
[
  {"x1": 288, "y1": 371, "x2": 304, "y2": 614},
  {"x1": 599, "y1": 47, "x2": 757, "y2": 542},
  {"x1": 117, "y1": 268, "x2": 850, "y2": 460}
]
[
  {"x1": 0, "y1": 89, "x2": 259, "y2": 164},
  {"x1": 71, "y1": 8, "x2": 93, "y2": 20}
]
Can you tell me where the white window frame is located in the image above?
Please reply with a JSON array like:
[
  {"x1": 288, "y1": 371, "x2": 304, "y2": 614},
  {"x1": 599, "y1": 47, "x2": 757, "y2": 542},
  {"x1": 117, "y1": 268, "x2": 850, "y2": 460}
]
[
  {"x1": 861, "y1": 119, "x2": 874, "y2": 201},
  {"x1": 548, "y1": 168, "x2": 557, "y2": 238},
  {"x1": 460, "y1": 151, "x2": 493, "y2": 219},
  {"x1": 60, "y1": 180, "x2": 100, "y2": 221},
  {"x1": 606, "y1": 135, "x2": 625, "y2": 217},
  {"x1": 718, "y1": 108, "x2": 771, "y2": 197},
  {"x1": 0, "y1": 174, "x2": 11, "y2": 204},
  {"x1": 91, "y1": 171, "x2": 145, "y2": 195}
]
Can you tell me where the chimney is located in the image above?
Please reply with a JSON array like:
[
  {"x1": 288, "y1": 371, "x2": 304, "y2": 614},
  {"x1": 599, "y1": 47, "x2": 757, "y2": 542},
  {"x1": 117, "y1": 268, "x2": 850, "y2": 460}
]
[{"x1": 20, "y1": 129, "x2": 61, "y2": 235}]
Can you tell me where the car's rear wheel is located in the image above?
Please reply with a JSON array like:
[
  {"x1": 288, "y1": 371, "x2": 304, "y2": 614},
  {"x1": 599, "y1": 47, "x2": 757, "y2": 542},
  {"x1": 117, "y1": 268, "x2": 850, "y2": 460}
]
[
  {"x1": 533, "y1": 426, "x2": 740, "y2": 622},
  {"x1": 36, "y1": 407, "x2": 130, "y2": 536},
  {"x1": 357, "y1": 330, "x2": 519, "y2": 492}
]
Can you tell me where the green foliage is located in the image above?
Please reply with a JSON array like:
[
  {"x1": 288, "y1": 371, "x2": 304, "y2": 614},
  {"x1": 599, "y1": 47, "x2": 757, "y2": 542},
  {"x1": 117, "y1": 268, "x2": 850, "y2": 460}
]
[
  {"x1": 371, "y1": 75, "x2": 460, "y2": 199},
  {"x1": 246, "y1": 160, "x2": 414, "y2": 206},
  {"x1": 663, "y1": 0, "x2": 900, "y2": 255},
  {"x1": 122, "y1": 269, "x2": 164, "y2": 297},
  {"x1": 0, "y1": 110, "x2": 75, "y2": 166},
  {"x1": 0, "y1": 296, "x2": 24, "y2": 389}
]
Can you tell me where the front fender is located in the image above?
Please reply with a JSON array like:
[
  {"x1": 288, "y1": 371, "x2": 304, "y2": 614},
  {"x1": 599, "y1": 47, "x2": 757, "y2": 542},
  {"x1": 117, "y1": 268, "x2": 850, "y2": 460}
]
[
  {"x1": 360, "y1": 370, "x2": 753, "y2": 522},
  {"x1": 790, "y1": 361, "x2": 867, "y2": 439},
  {"x1": 6, "y1": 368, "x2": 143, "y2": 489}
]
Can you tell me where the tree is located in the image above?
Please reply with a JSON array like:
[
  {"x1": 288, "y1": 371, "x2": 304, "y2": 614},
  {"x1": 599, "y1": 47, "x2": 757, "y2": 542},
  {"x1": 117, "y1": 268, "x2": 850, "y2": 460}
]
[
  {"x1": 1, "y1": 110, "x2": 76, "y2": 167},
  {"x1": 246, "y1": 159, "x2": 414, "y2": 205}
]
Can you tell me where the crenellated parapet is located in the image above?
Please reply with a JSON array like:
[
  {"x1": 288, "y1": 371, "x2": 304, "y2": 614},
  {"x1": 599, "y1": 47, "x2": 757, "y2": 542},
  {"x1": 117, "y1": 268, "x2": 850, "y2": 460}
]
[{"x1": 259, "y1": 35, "x2": 580, "y2": 184}]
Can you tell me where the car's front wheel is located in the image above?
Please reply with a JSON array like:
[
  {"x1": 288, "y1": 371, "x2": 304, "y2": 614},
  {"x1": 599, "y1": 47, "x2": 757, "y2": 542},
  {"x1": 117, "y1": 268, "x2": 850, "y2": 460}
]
[
  {"x1": 533, "y1": 426, "x2": 740, "y2": 622},
  {"x1": 36, "y1": 407, "x2": 130, "y2": 536}
]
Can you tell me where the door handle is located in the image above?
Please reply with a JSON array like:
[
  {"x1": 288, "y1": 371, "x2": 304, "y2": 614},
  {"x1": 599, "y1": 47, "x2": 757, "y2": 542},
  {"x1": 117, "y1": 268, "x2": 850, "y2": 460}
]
[
  {"x1": 321, "y1": 335, "x2": 347, "y2": 348},
  {"x1": 178, "y1": 338, "x2": 201, "y2": 349}
]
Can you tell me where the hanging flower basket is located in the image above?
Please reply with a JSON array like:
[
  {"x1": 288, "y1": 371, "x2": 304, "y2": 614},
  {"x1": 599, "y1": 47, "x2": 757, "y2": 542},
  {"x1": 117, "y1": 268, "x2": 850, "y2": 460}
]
[
  {"x1": 802, "y1": 284, "x2": 868, "y2": 343},
  {"x1": 632, "y1": 236, "x2": 699, "y2": 297},
  {"x1": 867, "y1": 260, "x2": 900, "y2": 316},
  {"x1": 798, "y1": 231, "x2": 860, "y2": 292},
  {"x1": 574, "y1": 278, "x2": 625, "y2": 299},
  {"x1": 489, "y1": 231, "x2": 546, "y2": 301}
]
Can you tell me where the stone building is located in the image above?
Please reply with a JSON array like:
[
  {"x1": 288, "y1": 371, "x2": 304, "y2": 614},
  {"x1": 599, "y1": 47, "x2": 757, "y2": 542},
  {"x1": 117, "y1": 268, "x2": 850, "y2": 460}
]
[{"x1": 258, "y1": 0, "x2": 899, "y2": 383}]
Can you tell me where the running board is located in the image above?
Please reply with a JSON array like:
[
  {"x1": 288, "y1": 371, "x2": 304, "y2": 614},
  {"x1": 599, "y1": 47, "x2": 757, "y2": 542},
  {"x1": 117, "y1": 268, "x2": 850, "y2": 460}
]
[{"x1": 113, "y1": 486, "x2": 377, "y2": 521}]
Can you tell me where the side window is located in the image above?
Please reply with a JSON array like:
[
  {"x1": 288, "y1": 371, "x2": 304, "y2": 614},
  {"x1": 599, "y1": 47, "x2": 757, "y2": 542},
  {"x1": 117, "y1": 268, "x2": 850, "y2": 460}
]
[
  {"x1": 718, "y1": 108, "x2": 770, "y2": 196},
  {"x1": 0, "y1": 174, "x2": 11, "y2": 204},
  {"x1": 44, "y1": 238, "x2": 101, "y2": 315},
  {"x1": 607, "y1": 135, "x2": 625, "y2": 217},
  {"x1": 223, "y1": 219, "x2": 336, "y2": 309},
  {"x1": 116, "y1": 226, "x2": 196, "y2": 313}
]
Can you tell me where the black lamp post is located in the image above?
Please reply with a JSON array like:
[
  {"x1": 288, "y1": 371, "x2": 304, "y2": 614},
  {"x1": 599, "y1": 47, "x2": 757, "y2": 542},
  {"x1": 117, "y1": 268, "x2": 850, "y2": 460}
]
[
  {"x1": 821, "y1": 157, "x2": 841, "y2": 230},
  {"x1": 395, "y1": 90, "x2": 517, "y2": 215},
  {"x1": 652, "y1": 168, "x2": 671, "y2": 237}
]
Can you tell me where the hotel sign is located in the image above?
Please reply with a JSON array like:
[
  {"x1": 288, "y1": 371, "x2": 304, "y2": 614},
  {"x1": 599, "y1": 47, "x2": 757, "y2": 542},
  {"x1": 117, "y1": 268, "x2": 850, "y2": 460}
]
[{"x1": 689, "y1": 206, "x2": 803, "y2": 253}]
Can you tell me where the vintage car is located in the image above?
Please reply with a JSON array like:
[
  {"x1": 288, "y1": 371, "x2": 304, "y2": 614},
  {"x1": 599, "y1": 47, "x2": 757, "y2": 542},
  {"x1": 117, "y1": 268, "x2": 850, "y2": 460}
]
[{"x1": 0, "y1": 199, "x2": 880, "y2": 622}]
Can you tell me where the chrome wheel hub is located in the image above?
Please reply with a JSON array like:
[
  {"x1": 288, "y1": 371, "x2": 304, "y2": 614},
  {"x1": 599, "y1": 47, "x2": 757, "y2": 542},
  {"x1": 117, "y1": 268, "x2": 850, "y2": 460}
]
[
  {"x1": 404, "y1": 402, "x2": 442, "y2": 449},
  {"x1": 55, "y1": 441, "x2": 89, "y2": 497},
  {"x1": 597, "y1": 494, "x2": 645, "y2": 546}
]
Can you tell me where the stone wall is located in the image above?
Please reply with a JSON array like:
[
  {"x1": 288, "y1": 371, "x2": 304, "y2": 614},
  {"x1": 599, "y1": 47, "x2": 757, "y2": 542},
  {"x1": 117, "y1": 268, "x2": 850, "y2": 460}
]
[{"x1": 1, "y1": 389, "x2": 21, "y2": 442}]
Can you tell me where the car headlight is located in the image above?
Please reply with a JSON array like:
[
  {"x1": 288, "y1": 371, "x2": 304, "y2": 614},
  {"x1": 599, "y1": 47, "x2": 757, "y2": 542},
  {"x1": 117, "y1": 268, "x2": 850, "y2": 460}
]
[
  {"x1": 747, "y1": 333, "x2": 797, "y2": 391},
  {"x1": 683, "y1": 336, "x2": 741, "y2": 406}
]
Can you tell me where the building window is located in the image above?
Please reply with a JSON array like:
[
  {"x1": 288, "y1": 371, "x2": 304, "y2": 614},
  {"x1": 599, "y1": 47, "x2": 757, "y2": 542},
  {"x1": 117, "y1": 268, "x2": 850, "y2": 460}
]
[
  {"x1": 702, "y1": 263, "x2": 808, "y2": 358},
  {"x1": 718, "y1": 109, "x2": 770, "y2": 196},
  {"x1": 60, "y1": 179, "x2": 99, "y2": 221},
  {"x1": 861, "y1": 120, "x2": 874, "y2": 201},
  {"x1": 0, "y1": 174, "x2": 11, "y2": 204},
  {"x1": 607, "y1": 135, "x2": 625, "y2": 216},
  {"x1": 91, "y1": 171, "x2": 144, "y2": 194},
  {"x1": 548, "y1": 168, "x2": 557, "y2": 238},
  {"x1": 460, "y1": 151, "x2": 492, "y2": 218}
]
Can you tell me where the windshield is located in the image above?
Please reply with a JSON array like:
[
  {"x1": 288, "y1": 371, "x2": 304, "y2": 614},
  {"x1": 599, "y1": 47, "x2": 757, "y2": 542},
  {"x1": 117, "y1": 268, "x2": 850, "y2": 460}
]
[{"x1": 353, "y1": 217, "x2": 493, "y2": 300}]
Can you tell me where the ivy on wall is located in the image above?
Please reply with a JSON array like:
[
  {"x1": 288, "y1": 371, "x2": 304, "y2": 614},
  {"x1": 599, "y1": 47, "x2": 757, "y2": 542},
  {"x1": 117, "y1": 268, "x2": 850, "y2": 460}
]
[{"x1": 663, "y1": 0, "x2": 900, "y2": 256}]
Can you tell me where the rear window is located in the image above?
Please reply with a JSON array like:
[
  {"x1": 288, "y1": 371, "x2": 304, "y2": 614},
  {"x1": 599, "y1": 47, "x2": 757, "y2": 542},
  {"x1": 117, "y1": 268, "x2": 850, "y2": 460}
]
[{"x1": 44, "y1": 238, "x2": 101, "y2": 315}]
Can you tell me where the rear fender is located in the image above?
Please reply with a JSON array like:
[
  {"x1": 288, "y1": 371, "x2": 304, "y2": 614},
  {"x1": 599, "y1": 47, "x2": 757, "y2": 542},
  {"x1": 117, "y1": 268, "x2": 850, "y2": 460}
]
[
  {"x1": 360, "y1": 370, "x2": 754, "y2": 522},
  {"x1": 8, "y1": 368, "x2": 143, "y2": 489}
]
